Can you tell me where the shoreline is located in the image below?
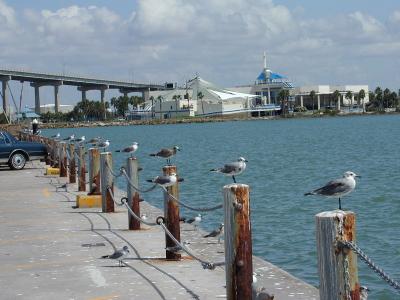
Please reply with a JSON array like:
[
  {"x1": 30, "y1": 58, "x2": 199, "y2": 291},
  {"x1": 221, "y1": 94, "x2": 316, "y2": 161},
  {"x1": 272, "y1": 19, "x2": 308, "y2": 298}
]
[{"x1": 38, "y1": 110, "x2": 399, "y2": 129}]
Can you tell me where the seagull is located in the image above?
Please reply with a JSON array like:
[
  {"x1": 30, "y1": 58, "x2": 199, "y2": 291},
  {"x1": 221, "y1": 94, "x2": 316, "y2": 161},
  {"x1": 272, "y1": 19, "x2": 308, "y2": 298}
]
[
  {"x1": 149, "y1": 146, "x2": 180, "y2": 164},
  {"x1": 210, "y1": 157, "x2": 248, "y2": 183},
  {"x1": 73, "y1": 136, "x2": 85, "y2": 143},
  {"x1": 115, "y1": 142, "x2": 139, "y2": 157},
  {"x1": 97, "y1": 140, "x2": 110, "y2": 151},
  {"x1": 63, "y1": 134, "x2": 75, "y2": 141},
  {"x1": 186, "y1": 214, "x2": 202, "y2": 229},
  {"x1": 146, "y1": 173, "x2": 177, "y2": 187},
  {"x1": 86, "y1": 137, "x2": 102, "y2": 145},
  {"x1": 203, "y1": 223, "x2": 224, "y2": 243},
  {"x1": 101, "y1": 246, "x2": 130, "y2": 267},
  {"x1": 304, "y1": 171, "x2": 360, "y2": 210},
  {"x1": 51, "y1": 133, "x2": 60, "y2": 139}
]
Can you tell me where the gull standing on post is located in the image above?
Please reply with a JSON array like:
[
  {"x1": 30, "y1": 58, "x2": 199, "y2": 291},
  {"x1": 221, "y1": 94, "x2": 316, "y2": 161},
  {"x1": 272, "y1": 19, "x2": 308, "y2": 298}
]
[
  {"x1": 304, "y1": 171, "x2": 360, "y2": 210},
  {"x1": 51, "y1": 133, "x2": 60, "y2": 139},
  {"x1": 115, "y1": 142, "x2": 139, "y2": 157},
  {"x1": 203, "y1": 223, "x2": 224, "y2": 243},
  {"x1": 146, "y1": 173, "x2": 177, "y2": 187},
  {"x1": 97, "y1": 140, "x2": 110, "y2": 152},
  {"x1": 149, "y1": 146, "x2": 180, "y2": 164},
  {"x1": 63, "y1": 134, "x2": 75, "y2": 141},
  {"x1": 86, "y1": 136, "x2": 102, "y2": 145},
  {"x1": 100, "y1": 245, "x2": 130, "y2": 267},
  {"x1": 210, "y1": 157, "x2": 248, "y2": 183},
  {"x1": 73, "y1": 136, "x2": 85, "y2": 144}
]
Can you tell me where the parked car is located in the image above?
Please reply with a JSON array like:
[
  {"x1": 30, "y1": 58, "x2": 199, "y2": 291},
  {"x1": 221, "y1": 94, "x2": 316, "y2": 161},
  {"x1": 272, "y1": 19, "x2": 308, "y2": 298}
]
[{"x1": 0, "y1": 131, "x2": 48, "y2": 170}]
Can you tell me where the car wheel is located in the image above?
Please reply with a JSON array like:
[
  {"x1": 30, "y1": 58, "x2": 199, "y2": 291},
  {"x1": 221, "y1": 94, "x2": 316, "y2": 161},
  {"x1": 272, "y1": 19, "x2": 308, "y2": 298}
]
[{"x1": 9, "y1": 153, "x2": 27, "y2": 170}]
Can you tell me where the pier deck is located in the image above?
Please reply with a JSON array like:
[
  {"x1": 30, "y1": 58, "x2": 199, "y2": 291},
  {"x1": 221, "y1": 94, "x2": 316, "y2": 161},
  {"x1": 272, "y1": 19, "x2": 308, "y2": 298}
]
[{"x1": 0, "y1": 162, "x2": 319, "y2": 299}]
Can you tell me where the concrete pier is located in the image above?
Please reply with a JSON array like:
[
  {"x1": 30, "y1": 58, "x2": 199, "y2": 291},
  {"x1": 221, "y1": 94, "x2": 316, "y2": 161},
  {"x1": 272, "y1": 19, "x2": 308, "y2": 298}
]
[{"x1": 0, "y1": 162, "x2": 319, "y2": 299}]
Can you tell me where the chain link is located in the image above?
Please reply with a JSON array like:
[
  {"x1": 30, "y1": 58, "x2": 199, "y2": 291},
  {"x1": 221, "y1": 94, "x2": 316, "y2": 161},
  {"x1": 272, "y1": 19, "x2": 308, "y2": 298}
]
[
  {"x1": 161, "y1": 186, "x2": 223, "y2": 212},
  {"x1": 120, "y1": 168, "x2": 157, "y2": 193},
  {"x1": 341, "y1": 240, "x2": 400, "y2": 293}
]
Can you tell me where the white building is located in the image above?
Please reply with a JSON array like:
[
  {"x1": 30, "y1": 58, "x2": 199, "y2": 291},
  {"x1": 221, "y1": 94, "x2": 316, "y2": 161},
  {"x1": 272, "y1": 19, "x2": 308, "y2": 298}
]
[{"x1": 36, "y1": 104, "x2": 74, "y2": 114}]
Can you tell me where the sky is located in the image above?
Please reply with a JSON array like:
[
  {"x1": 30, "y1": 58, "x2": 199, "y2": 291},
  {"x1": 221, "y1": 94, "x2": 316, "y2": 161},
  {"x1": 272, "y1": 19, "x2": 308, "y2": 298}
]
[{"x1": 1, "y1": 0, "x2": 400, "y2": 107}]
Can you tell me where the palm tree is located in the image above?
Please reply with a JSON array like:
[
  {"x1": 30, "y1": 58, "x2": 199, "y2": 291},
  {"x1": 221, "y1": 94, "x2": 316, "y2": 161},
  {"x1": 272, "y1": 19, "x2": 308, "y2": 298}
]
[
  {"x1": 345, "y1": 91, "x2": 353, "y2": 112},
  {"x1": 172, "y1": 95, "x2": 181, "y2": 118},
  {"x1": 383, "y1": 88, "x2": 391, "y2": 109},
  {"x1": 149, "y1": 96, "x2": 155, "y2": 118},
  {"x1": 278, "y1": 89, "x2": 290, "y2": 116},
  {"x1": 332, "y1": 90, "x2": 341, "y2": 111},
  {"x1": 309, "y1": 90, "x2": 316, "y2": 113},
  {"x1": 374, "y1": 87, "x2": 383, "y2": 111},
  {"x1": 157, "y1": 95, "x2": 163, "y2": 119},
  {"x1": 198, "y1": 92, "x2": 205, "y2": 115},
  {"x1": 358, "y1": 89, "x2": 366, "y2": 113}
]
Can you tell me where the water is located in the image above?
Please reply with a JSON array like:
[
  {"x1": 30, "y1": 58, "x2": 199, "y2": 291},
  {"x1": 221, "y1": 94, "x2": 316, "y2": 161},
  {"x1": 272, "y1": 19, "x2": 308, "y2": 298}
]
[{"x1": 44, "y1": 115, "x2": 400, "y2": 299}]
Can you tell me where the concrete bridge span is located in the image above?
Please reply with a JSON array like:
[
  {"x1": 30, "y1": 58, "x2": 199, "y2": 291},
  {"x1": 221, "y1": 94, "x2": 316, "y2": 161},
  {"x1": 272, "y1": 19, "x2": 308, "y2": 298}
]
[{"x1": 0, "y1": 69, "x2": 165, "y2": 115}]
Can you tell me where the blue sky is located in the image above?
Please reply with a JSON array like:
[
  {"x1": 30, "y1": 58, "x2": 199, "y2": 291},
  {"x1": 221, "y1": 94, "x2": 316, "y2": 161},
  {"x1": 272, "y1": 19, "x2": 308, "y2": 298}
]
[{"x1": 1, "y1": 0, "x2": 399, "y2": 107}]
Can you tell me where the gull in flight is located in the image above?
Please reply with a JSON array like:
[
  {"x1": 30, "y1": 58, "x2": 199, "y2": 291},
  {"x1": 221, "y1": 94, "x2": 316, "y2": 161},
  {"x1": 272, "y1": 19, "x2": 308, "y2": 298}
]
[
  {"x1": 210, "y1": 157, "x2": 248, "y2": 183},
  {"x1": 203, "y1": 223, "x2": 224, "y2": 243},
  {"x1": 101, "y1": 245, "x2": 130, "y2": 267},
  {"x1": 304, "y1": 171, "x2": 360, "y2": 210},
  {"x1": 150, "y1": 146, "x2": 180, "y2": 164},
  {"x1": 115, "y1": 142, "x2": 139, "y2": 157}
]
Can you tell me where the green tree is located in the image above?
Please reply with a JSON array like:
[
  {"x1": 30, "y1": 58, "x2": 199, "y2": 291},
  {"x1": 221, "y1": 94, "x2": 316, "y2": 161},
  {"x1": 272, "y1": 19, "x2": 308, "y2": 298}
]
[
  {"x1": 332, "y1": 90, "x2": 341, "y2": 110},
  {"x1": 157, "y1": 95, "x2": 164, "y2": 118},
  {"x1": 149, "y1": 96, "x2": 155, "y2": 118},
  {"x1": 375, "y1": 87, "x2": 383, "y2": 111},
  {"x1": 309, "y1": 90, "x2": 316, "y2": 113},
  {"x1": 278, "y1": 89, "x2": 290, "y2": 116},
  {"x1": 358, "y1": 89, "x2": 366, "y2": 112},
  {"x1": 383, "y1": 88, "x2": 391, "y2": 109},
  {"x1": 198, "y1": 92, "x2": 204, "y2": 114},
  {"x1": 172, "y1": 94, "x2": 181, "y2": 118}
]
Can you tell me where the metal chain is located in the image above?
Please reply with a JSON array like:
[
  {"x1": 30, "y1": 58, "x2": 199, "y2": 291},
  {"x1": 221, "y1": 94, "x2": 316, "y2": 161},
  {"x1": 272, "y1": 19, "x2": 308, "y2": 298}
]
[
  {"x1": 159, "y1": 222, "x2": 225, "y2": 270},
  {"x1": 105, "y1": 161, "x2": 124, "y2": 178},
  {"x1": 341, "y1": 241, "x2": 400, "y2": 293},
  {"x1": 121, "y1": 168, "x2": 158, "y2": 193},
  {"x1": 161, "y1": 186, "x2": 223, "y2": 212}
]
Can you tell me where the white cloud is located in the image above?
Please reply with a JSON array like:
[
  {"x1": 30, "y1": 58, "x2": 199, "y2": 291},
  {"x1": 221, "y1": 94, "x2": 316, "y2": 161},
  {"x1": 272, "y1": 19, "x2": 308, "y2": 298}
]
[
  {"x1": 349, "y1": 11, "x2": 385, "y2": 37},
  {"x1": 390, "y1": 10, "x2": 400, "y2": 23},
  {"x1": 0, "y1": 0, "x2": 16, "y2": 28}
]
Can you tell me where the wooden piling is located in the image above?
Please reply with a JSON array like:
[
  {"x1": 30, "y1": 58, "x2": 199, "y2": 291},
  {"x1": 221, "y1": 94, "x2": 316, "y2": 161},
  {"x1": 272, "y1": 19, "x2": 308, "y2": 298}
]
[
  {"x1": 127, "y1": 157, "x2": 140, "y2": 230},
  {"x1": 316, "y1": 211, "x2": 360, "y2": 300},
  {"x1": 52, "y1": 140, "x2": 59, "y2": 168},
  {"x1": 163, "y1": 165, "x2": 181, "y2": 260},
  {"x1": 100, "y1": 152, "x2": 114, "y2": 213},
  {"x1": 44, "y1": 138, "x2": 51, "y2": 165},
  {"x1": 68, "y1": 143, "x2": 76, "y2": 184},
  {"x1": 59, "y1": 142, "x2": 67, "y2": 177},
  {"x1": 78, "y1": 145, "x2": 86, "y2": 192},
  {"x1": 223, "y1": 184, "x2": 252, "y2": 300},
  {"x1": 88, "y1": 148, "x2": 101, "y2": 195}
]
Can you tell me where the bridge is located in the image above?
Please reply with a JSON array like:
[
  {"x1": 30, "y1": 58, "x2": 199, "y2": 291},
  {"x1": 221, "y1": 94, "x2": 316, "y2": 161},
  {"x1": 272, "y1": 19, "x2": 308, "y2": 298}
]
[{"x1": 0, "y1": 69, "x2": 166, "y2": 115}]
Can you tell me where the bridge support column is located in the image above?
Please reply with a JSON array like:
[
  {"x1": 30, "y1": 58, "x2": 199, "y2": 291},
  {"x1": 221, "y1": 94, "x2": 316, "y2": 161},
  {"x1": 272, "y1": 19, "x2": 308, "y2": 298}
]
[
  {"x1": 1, "y1": 79, "x2": 9, "y2": 115},
  {"x1": 34, "y1": 86, "x2": 40, "y2": 114},
  {"x1": 54, "y1": 85, "x2": 60, "y2": 113},
  {"x1": 300, "y1": 95, "x2": 304, "y2": 107},
  {"x1": 100, "y1": 89, "x2": 105, "y2": 104},
  {"x1": 81, "y1": 90, "x2": 87, "y2": 102},
  {"x1": 123, "y1": 92, "x2": 128, "y2": 98},
  {"x1": 317, "y1": 94, "x2": 321, "y2": 111},
  {"x1": 142, "y1": 89, "x2": 150, "y2": 102}
]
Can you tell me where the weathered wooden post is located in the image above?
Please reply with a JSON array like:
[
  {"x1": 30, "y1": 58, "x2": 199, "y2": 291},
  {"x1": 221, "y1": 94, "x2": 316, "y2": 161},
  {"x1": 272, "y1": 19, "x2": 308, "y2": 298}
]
[
  {"x1": 127, "y1": 157, "x2": 140, "y2": 230},
  {"x1": 316, "y1": 211, "x2": 360, "y2": 300},
  {"x1": 44, "y1": 138, "x2": 51, "y2": 165},
  {"x1": 223, "y1": 184, "x2": 252, "y2": 300},
  {"x1": 78, "y1": 145, "x2": 86, "y2": 192},
  {"x1": 88, "y1": 148, "x2": 101, "y2": 195},
  {"x1": 68, "y1": 143, "x2": 76, "y2": 183},
  {"x1": 163, "y1": 165, "x2": 181, "y2": 260},
  {"x1": 100, "y1": 152, "x2": 114, "y2": 213},
  {"x1": 59, "y1": 142, "x2": 67, "y2": 177}
]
